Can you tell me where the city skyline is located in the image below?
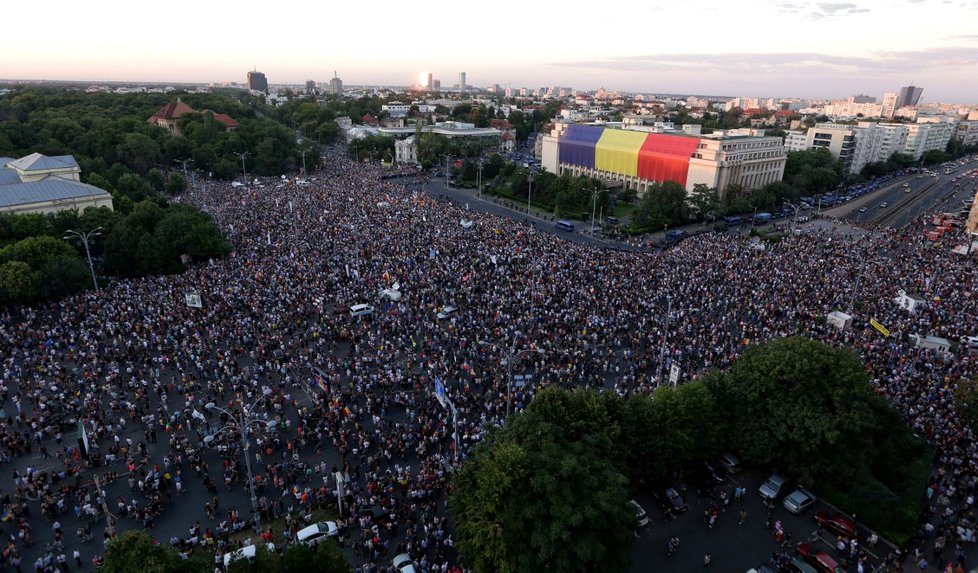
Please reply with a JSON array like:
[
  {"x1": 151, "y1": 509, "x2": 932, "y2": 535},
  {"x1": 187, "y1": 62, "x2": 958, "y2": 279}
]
[{"x1": 3, "y1": 0, "x2": 978, "y2": 103}]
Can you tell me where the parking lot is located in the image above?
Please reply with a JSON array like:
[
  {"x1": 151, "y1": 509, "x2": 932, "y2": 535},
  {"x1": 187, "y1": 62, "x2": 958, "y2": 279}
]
[{"x1": 629, "y1": 467, "x2": 890, "y2": 572}]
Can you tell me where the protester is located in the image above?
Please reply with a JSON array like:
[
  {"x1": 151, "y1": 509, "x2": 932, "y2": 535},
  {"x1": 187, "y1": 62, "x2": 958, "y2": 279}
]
[{"x1": 0, "y1": 149, "x2": 975, "y2": 572}]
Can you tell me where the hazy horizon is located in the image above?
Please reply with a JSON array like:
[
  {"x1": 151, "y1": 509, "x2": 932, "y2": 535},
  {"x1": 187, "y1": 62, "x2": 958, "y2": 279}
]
[{"x1": 3, "y1": 0, "x2": 978, "y2": 104}]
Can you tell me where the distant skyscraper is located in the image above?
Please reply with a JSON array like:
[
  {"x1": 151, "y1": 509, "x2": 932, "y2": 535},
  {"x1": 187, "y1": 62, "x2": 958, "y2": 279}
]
[
  {"x1": 881, "y1": 92, "x2": 898, "y2": 119},
  {"x1": 247, "y1": 70, "x2": 268, "y2": 94},
  {"x1": 895, "y1": 85, "x2": 923, "y2": 109},
  {"x1": 432, "y1": 79, "x2": 441, "y2": 90},
  {"x1": 329, "y1": 71, "x2": 343, "y2": 95},
  {"x1": 426, "y1": 73, "x2": 433, "y2": 90},
  {"x1": 459, "y1": 72, "x2": 466, "y2": 91},
  {"x1": 306, "y1": 80, "x2": 316, "y2": 94}
]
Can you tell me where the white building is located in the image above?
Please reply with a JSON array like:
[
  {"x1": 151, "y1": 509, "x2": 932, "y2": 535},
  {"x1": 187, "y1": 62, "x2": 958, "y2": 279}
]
[
  {"x1": 889, "y1": 119, "x2": 958, "y2": 160},
  {"x1": 784, "y1": 130, "x2": 808, "y2": 152},
  {"x1": 787, "y1": 123, "x2": 899, "y2": 174},
  {"x1": 540, "y1": 124, "x2": 785, "y2": 198},
  {"x1": 382, "y1": 102, "x2": 411, "y2": 117},
  {"x1": 955, "y1": 120, "x2": 978, "y2": 147},
  {"x1": 0, "y1": 153, "x2": 113, "y2": 215},
  {"x1": 881, "y1": 93, "x2": 898, "y2": 119},
  {"x1": 395, "y1": 136, "x2": 418, "y2": 164}
]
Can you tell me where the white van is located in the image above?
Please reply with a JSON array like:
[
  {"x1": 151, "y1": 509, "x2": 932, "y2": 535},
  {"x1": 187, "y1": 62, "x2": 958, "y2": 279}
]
[
  {"x1": 223, "y1": 543, "x2": 275, "y2": 568},
  {"x1": 296, "y1": 521, "x2": 338, "y2": 546},
  {"x1": 349, "y1": 304, "x2": 375, "y2": 317}
]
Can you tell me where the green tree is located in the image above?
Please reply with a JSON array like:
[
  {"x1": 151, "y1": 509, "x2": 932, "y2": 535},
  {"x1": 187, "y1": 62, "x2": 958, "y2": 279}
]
[
  {"x1": 726, "y1": 337, "x2": 877, "y2": 484},
  {"x1": 115, "y1": 132, "x2": 162, "y2": 174},
  {"x1": 10, "y1": 212, "x2": 53, "y2": 239},
  {"x1": 101, "y1": 531, "x2": 210, "y2": 573},
  {"x1": 0, "y1": 235, "x2": 78, "y2": 271},
  {"x1": 688, "y1": 184, "x2": 720, "y2": 218},
  {"x1": 115, "y1": 173, "x2": 155, "y2": 204},
  {"x1": 633, "y1": 181, "x2": 689, "y2": 230},
  {"x1": 452, "y1": 387, "x2": 634, "y2": 573},
  {"x1": 166, "y1": 172, "x2": 188, "y2": 194},
  {"x1": 39, "y1": 256, "x2": 91, "y2": 298},
  {"x1": 281, "y1": 540, "x2": 351, "y2": 573},
  {"x1": 0, "y1": 261, "x2": 37, "y2": 304}
]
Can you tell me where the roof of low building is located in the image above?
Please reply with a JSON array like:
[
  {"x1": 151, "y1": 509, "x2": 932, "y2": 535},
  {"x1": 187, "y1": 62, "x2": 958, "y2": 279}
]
[
  {"x1": 147, "y1": 101, "x2": 238, "y2": 128},
  {"x1": 0, "y1": 177, "x2": 111, "y2": 209},
  {"x1": 7, "y1": 152, "x2": 79, "y2": 172}
]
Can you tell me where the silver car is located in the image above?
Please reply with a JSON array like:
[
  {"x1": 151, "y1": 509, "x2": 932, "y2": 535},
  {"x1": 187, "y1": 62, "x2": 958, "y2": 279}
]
[
  {"x1": 759, "y1": 473, "x2": 788, "y2": 500},
  {"x1": 782, "y1": 487, "x2": 816, "y2": 514}
]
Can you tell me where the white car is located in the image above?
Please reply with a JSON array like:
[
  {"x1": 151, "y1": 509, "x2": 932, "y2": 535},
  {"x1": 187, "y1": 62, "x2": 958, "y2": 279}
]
[
  {"x1": 296, "y1": 521, "x2": 338, "y2": 546},
  {"x1": 349, "y1": 304, "x2": 375, "y2": 317},
  {"x1": 393, "y1": 553, "x2": 417, "y2": 573},
  {"x1": 437, "y1": 305, "x2": 458, "y2": 320},
  {"x1": 629, "y1": 499, "x2": 649, "y2": 527},
  {"x1": 223, "y1": 543, "x2": 275, "y2": 568}
]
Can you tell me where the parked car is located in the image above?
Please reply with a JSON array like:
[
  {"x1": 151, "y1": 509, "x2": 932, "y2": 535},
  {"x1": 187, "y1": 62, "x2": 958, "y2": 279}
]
[
  {"x1": 652, "y1": 485, "x2": 688, "y2": 513},
  {"x1": 795, "y1": 542, "x2": 844, "y2": 573},
  {"x1": 781, "y1": 556, "x2": 819, "y2": 573},
  {"x1": 296, "y1": 521, "x2": 338, "y2": 546},
  {"x1": 715, "y1": 452, "x2": 742, "y2": 474},
  {"x1": 349, "y1": 304, "x2": 375, "y2": 317},
  {"x1": 393, "y1": 553, "x2": 417, "y2": 573},
  {"x1": 782, "y1": 487, "x2": 817, "y2": 514},
  {"x1": 436, "y1": 305, "x2": 458, "y2": 320},
  {"x1": 813, "y1": 511, "x2": 856, "y2": 539},
  {"x1": 629, "y1": 499, "x2": 649, "y2": 527},
  {"x1": 223, "y1": 544, "x2": 276, "y2": 568},
  {"x1": 686, "y1": 460, "x2": 727, "y2": 494},
  {"x1": 879, "y1": 202, "x2": 888, "y2": 208},
  {"x1": 759, "y1": 473, "x2": 788, "y2": 500}
]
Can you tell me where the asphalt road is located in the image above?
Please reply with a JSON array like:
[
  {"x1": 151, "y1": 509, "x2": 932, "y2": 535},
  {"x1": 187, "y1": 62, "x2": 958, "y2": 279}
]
[
  {"x1": 827, "y1": 158, "x2": 978, "y2": 228},
  {"x1": 628, "y1": 469, "x2": 893, "y2": 573}
]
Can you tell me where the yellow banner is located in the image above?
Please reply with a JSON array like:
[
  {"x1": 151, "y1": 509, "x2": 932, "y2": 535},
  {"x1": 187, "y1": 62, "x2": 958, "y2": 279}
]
[{"x1": 870, "y1": 318, "x2": 890, "y2": 337}]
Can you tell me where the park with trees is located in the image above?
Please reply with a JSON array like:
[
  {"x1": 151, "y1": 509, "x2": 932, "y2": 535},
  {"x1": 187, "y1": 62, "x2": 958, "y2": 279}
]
[
  {"x1": 450, "y1": 337, "x2": 932, "y2": 573},
  {"x1": 98, "y1": 530, "x2": 350, "y2": 573},
  {"x1": 0, "y1": 87, "x2": 306, "y2": 304}
]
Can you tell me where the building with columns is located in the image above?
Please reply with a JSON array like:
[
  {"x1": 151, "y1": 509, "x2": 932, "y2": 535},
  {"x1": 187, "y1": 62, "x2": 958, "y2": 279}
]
[{"x1": 540, "y1": 123, "x2": 785, "y2": 199}]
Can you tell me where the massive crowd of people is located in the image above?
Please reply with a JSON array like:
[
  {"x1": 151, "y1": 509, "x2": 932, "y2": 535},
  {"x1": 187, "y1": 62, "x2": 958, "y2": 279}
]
[{"x1": 0, "y1": 148, "x2": 975, "y2": 572}]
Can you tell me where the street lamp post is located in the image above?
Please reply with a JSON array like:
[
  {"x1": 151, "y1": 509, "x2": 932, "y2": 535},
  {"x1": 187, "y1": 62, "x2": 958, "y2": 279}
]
[
  {"x1": 445, "y1": 155, "x2": 452, "y2": 189},
  {"x1": 300, "y1": 150, "x2": 308, "y2": 177},
  {"x1": 590, "y1": 188, "x2": 600, "y2": 234},
  {"x1": 527, "y1": 169, "x2": 535, "y2": 215},
  {"x1": 63, "y1": 227, "x2": 103, "y2": 291},
  {"x1": 234, "y1": 152, "x2": 248, "y2": 183},
  {"x1": 204, "y1": 388, "x2": 276, "y2": 533},
  {"x1": 477, "y1": 159, "x2": 485, "y2": 199},
  {"x1": 175, "y1": 158, "x2": 191, "y2": 182}
]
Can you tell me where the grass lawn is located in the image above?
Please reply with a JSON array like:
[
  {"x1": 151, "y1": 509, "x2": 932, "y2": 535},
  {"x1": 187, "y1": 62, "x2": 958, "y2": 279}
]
[
  {"x1": 222, "y1": 506, "x2": 340, "y2": 547},
  {"x1": 614, "y1": 203, "x2": 636, "y2": 219}
]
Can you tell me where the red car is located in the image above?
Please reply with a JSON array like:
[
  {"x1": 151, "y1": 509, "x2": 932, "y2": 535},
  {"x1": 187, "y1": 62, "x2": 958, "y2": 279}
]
[
  {"x1": 796, "y1": 543, "x2": 844, "y2": 573},
  {"x1": 813, "y1": 511, "x2": 856, "y2": 539}
]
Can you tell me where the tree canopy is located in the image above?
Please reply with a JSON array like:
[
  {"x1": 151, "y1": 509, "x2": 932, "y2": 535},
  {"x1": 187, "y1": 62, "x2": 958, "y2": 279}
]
[
  {"x1": 100, "y1": 531, "x2": 351, "y2": 573},
  {"x1": 451, "y1": 387, "x2": 635, "y2": 573}
]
